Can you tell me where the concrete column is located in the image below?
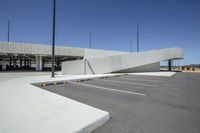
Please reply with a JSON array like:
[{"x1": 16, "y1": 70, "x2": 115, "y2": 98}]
[
  {"x1": 30, "y1": 60, "x2": 32, "y2": 68},
  {"x1": 27, "y1": 59, "x2": 30, "y2": 68},
  {"x1": 35, "y1": 56, "x2": 39, "y2": 71},
  {"x1": 56, "y1": 60, "x2": 59, "y2": 68},
  {"x1": 40, "y1": 56, "x2": 43, "y2": 71},
  {"x1": 13, "y1": 59, "x2": 17, "y2": 69},
  {"x1": 56, "y1": 59, "x2": 61, "y2": 68},
  {"x1": 42, "y1": 60, "x2": 45, "y2": 70},
  {"x1": 9, "y1": 58, "x2": 12, "y2": 68},
  {"x1": 24, "y1": 59, "x2": 26, "y2": 68},
  {"x1": 84, "y1": 59, "x2": 87, "y2": 74},
  {"x1": 20, "y1": 59, "x2": 22, "y2": 68},
  {"x1": 2, "y1": 58, "x2": 7, "y2": 70},
  {"x1": 168, "y1": 60, "x2": 172, "y2": 71},
  {"x1": 35, "y1": 56, "x2": 43, "y2": 71}
]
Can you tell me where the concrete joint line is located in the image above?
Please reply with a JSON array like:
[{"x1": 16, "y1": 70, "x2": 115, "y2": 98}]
[{"x1": 68, "y1": 81, "x2": 146, "y2": 96}]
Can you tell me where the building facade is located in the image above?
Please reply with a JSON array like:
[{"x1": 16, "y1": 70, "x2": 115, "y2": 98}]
[{"x1": 0, "y1": 42, "x2": 184, "y2": 74}]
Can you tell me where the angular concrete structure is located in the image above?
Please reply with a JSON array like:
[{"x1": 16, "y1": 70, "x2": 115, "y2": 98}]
[{"x1": 62, "y1": 48, "x2": 183, "y2": 74}]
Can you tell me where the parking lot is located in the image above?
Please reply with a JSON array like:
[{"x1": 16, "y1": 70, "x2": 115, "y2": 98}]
[{"x1": 41, "y1": 73, "x2": 200, "y2": 133}]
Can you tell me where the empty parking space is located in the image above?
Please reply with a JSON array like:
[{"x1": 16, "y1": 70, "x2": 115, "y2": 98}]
[
  {"x1": 70, "y1": 78, "x2": 158, "y2": 95},
  {"x1": 116, "y1": 76, "x2": 165, "y2": 82},
  {"x1": 40, "y1": 73, "x2": 200, "y2": 133},
  {"x1": 120, "y1": 74, "x2": 170, "y2": 81},
  {"x1": 68, "y1": 81, "x2": 146, "y2": 96},
  {"x1": 101, "y1": 75, "x2": 168, "y2": 86},
  {"x1": 94, "y1": 78, "x2": 158, "y2": 87},
  {"x1": 96, "y1": 78, "x2": 161, "y2": 87}
]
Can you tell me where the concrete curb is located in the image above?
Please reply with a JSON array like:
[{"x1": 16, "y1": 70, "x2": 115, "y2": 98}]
[
  {"x1": 34, "y1": 74, "x2": 122, "y2": 87},
  {"x1": 77, "y1": 112, "x2": 110, "y2": 133}
]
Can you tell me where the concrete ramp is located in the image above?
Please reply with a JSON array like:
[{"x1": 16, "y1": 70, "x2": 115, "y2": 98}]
[{"x1": 62, "y1": 48, "x2": 183, "y2": 74}]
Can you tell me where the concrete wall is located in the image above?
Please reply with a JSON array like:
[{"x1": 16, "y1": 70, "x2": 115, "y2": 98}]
[
  {"x1": 113, "y1": 62, "x2": 160, "y2": 73},
  {"x1": 84, "y1": 49, "x2": 128, "y2": 59},
  {"x1": 62, "y1": 48, "x2": 184, "y2": 75},
  {"x1": 62, "y1": 59, "x2": 85, "y2": 75}
]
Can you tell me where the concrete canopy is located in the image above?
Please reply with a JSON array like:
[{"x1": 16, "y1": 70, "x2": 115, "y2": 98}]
[{"x1": 0, "y1": 42, "x2": 128, "y2": 71}]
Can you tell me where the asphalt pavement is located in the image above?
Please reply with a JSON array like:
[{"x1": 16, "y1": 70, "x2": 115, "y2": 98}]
[{"x1": 41, "y1": 72, "x2": 200, "y2": 133}]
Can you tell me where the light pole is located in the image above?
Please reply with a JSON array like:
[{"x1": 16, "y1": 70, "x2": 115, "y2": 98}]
[
  {"x1": 137, "y1": 22, "x2": 139, "y2": 52},
  {"x1": 51, "y1": 0, "x2": 56, "y2": 77},
  {"x1": 130, "y1": 40, "x2": 133, "y2": 52},
  {"x1": 89, "y1": 33, "x2": 92, "y2": 49},
  {"x1": 7, "y1": 20, "x2": 10, "y2": 42}
]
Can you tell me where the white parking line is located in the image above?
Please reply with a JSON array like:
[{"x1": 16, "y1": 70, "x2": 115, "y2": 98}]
[
  {"x1": 98, "y1": 79, "x2": 158, "y2": 87},
  {"x1": 68, "y1": 81, "x2": 146, "y2": 96},
  {"x1": 118, "y1": 77, "x2": 165, "y2": 82}
]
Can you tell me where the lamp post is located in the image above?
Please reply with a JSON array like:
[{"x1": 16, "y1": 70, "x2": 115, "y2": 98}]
[
  {"x1": 7, "y1": 20, "x2": 10, "y2": 42},
  {"x1": 89, "y1": 33, "x2": 92, "y2": 49},
  {"x1": 51, "y1": 0, "x2": 56, "y2": 77},
  {"x1": 130, "y1": 40, "x2": 133, "y2": 52},
  {"x1": 137, "y1": 22, "x2": 139, "y2": 52}
]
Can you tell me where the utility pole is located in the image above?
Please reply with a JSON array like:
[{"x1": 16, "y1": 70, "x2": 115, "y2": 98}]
[
  {"x1": 137, "y1": 22, "x2": 139, "y2": 52},
  {"x1": 89, "y1": 33, "x2": 92, "y2": 49},
  {"x1": 7, "y1": 20, "x2": 10, "y2": 42},
  {"x1": 51, "y1": 0, "x2": 56, "y2": 77},
  {"x1": 130, "y1": 40, "x2": 133, "y2": 52}
]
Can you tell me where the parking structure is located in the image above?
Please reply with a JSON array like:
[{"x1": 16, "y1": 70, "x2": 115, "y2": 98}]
[{"x1": 41, "y1": 72, "x2": 200, "y2": 133}]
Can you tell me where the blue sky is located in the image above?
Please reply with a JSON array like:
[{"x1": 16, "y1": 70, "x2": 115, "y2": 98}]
[{"x1": 0, "y1": 0, "x2": 200, "y2": 65}]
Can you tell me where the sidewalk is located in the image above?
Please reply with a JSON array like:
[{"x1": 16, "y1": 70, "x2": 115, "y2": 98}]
[{"x1": 0, "y1": 73, "x2": 118, "y2": 133}]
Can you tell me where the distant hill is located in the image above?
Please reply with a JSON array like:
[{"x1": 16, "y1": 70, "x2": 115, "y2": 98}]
[{"x1": 184, "y1": 64, "x2": 200, "y2": 67}]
